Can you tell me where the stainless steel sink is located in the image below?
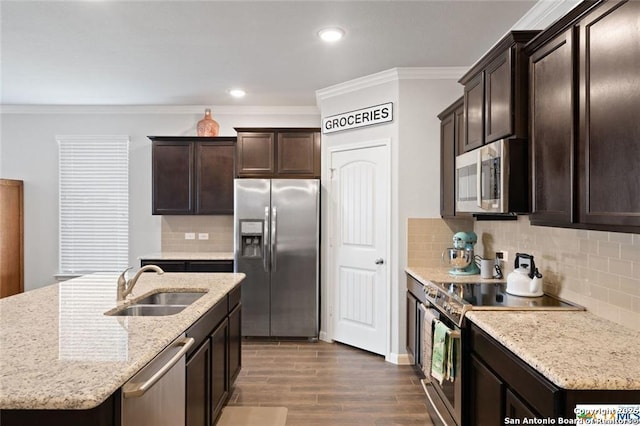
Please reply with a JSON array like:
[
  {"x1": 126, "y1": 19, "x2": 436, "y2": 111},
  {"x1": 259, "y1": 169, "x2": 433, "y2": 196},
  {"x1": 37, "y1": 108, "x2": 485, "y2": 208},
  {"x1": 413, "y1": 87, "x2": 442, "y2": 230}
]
[
  {"x1": 108, "y1": 304, "x2": 188, "y2": 316},
  {"x1": 105, "y1": 291, "x2": 207, "y2": 316},
  {"x1": 134, "y1": 291, "x2": 205, "y2": 306}
]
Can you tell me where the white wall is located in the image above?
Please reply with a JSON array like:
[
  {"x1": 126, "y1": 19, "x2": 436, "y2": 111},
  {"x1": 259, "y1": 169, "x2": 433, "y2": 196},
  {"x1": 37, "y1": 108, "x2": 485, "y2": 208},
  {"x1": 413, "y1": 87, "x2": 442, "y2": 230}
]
[
  {"x1": 316, "y1": 68, "x2": 462, "y2": 361},
  {"x1": 395, "y1": 76, "x2": 463, "y2": 356},
  {"x1": 0, "y1": 106, "x2": 319, "y2": 290},
  {"x1": 317, "y1": 76, "x2": 399, "y2": 360}
]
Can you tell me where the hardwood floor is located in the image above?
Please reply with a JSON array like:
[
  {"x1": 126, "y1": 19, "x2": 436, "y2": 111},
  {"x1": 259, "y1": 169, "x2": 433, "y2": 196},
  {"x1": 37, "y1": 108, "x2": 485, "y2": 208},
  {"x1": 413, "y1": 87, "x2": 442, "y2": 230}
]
[{"x1": 227, "y1": 340, "x2": 434, "y2": 425}]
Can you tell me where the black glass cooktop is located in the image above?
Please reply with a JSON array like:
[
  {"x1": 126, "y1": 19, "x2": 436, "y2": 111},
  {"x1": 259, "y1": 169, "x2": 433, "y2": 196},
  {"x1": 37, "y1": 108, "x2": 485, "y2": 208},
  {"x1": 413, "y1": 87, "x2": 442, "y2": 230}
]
[{"x1": 433, "y1": 282, "x2": 582, "y2": 309}]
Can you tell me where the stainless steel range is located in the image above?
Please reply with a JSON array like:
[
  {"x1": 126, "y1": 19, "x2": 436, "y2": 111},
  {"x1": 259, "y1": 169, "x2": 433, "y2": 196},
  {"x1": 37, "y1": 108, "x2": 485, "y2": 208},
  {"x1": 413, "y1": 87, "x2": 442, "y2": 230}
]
[
  {"x1": 426, "y1": 281, "x2": 583, "y2": 327},
  {"x1": 419, "y1": 278, "x2": 583, "y2": 426}
]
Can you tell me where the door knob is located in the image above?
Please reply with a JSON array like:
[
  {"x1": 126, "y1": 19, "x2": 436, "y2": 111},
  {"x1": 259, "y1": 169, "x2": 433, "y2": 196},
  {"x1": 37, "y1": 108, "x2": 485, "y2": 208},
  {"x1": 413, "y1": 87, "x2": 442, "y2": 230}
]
[{"x1": 375, "y1": 258, "x2": 384, "y2": 265}]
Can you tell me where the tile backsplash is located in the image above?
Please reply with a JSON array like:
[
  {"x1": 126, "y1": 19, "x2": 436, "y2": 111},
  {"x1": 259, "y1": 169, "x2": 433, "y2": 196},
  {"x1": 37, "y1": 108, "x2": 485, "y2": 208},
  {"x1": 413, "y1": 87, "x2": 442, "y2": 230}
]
[
  {"x1": 162, "y1": 216, "x2": 234, "y2": 252},
  {"x1": 407, "y1": 216, "x2": 640, "y2": 331},
  {"x1": 407, "y1": 218, "x2": 473, "y2": 268}
]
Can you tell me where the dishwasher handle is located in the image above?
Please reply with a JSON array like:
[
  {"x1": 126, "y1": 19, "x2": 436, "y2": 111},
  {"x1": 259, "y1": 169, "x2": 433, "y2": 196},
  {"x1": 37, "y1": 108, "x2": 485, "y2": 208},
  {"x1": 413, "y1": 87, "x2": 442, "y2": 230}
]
[{"x1": 122, "y1": 337, "x2": 194, "y2": 399}]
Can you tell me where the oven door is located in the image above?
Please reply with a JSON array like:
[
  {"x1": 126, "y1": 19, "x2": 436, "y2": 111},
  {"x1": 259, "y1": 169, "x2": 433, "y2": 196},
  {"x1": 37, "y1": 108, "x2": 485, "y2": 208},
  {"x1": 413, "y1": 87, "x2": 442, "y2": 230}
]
[{"x1": 421, "y1": 314, "x2": 462, "y2": 426}]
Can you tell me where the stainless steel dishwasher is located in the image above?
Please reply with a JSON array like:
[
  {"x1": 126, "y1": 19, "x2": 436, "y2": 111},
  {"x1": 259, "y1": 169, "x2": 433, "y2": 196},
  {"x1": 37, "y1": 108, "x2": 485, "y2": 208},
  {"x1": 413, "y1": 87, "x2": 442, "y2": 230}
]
[{"x1": 121, "y1": 335, "x2": 194, "y2": 426}]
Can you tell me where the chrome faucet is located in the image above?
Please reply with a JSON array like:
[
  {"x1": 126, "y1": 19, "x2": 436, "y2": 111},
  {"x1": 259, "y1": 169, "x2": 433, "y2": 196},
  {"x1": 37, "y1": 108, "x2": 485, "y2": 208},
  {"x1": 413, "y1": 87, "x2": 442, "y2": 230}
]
[{"x1": 117, "y1": 265, "x2": 164, "y2": 301}]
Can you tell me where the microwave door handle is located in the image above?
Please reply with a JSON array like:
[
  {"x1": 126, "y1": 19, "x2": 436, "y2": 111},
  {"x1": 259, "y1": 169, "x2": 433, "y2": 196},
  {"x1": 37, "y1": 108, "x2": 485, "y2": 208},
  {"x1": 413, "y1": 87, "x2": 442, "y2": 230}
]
[{"x1": 476, "y1": 149, "x2": 482, "y2": 208}]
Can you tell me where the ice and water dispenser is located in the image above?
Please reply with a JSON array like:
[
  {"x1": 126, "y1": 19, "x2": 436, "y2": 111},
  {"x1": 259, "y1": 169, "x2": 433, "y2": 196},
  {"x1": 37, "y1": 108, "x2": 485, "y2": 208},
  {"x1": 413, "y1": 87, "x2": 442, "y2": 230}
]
[{"x1": 239, "y1": 219, "x2": 264, "y2": 258}]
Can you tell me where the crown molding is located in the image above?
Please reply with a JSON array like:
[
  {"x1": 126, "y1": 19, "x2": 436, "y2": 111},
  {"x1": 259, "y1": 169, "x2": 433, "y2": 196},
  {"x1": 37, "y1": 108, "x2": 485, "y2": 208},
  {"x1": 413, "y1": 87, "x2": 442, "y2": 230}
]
[
  {"x1": 316, "y1": 67, "x2": 468, "y2": 102},
  {"x1": 316, "y1": 69, "x2": 400, "y2": 102},
  {"x1": 0, "y1": 105, "x2": 320, "y2": 115},
  {"x1": 395, "y1": 67, "x2": 468, "y2": 81},
  {"x1": 511, "y1": 0, "x2": 582, "y2": 30}
]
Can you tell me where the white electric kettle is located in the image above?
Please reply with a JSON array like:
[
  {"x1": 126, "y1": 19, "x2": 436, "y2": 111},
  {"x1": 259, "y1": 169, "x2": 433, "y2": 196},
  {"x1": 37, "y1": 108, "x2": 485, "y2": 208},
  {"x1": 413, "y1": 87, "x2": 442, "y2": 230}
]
[{"x1": 506, "y1": 253, "x2": 543, "y2": 297}]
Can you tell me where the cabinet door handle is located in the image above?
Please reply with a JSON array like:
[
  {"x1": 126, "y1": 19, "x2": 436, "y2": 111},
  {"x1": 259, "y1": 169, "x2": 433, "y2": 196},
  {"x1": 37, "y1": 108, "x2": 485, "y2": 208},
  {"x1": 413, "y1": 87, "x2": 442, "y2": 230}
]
[{"x1": 375, "y1": 258, "x2": 384, "y2": 265}]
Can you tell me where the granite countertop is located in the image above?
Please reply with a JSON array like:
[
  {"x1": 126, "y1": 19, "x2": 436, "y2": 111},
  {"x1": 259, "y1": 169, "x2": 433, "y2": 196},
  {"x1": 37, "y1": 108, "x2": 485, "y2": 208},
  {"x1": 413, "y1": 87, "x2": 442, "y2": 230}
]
[
  {"x1": 139, "y1": 252, "x2": 234, "y2": 260},
  {"x1": 466, "y1": 310, "x2": 640, "y2": 390},
  {"x1": 406, "y1": 266, "x2": 505, "y2": 285},
  {"x1": 0, "y1": 272, "x2": 245, "y2": 410}
]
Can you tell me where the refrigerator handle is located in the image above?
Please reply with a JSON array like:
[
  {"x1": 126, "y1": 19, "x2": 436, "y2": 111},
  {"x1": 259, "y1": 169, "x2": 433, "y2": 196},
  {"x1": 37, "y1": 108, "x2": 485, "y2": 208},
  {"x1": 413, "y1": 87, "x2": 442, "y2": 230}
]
[
  {"x1": 263, "y1": 206, "x2": 270, "y2": 272},
  {"x1": 271, "y1": 206, "x2": 277, "y2": 271}
]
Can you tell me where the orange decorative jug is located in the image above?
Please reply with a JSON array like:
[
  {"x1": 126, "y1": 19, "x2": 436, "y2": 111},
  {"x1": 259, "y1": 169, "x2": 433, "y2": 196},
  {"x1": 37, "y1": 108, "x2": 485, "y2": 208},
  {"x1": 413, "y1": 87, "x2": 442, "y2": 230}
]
[{"x1": 197, "y1": 108, "x2": 219, "y2": 136}]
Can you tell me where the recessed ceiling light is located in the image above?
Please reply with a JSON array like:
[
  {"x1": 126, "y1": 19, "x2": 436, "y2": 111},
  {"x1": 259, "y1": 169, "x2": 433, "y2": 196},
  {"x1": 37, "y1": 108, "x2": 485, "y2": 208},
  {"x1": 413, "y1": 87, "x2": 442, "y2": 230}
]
[
  {"x1": 229, "y1": 89, "x2": 246, "y2": 98},
  {"x1": 318, "y1": 27, "x2": 345, "y2": 43}
]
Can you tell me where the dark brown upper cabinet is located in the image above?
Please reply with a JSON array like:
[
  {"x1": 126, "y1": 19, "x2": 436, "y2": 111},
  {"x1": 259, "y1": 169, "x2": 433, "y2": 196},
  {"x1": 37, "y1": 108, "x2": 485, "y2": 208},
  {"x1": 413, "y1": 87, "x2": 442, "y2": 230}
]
[
  {"x1": 528, "y1": 28, "x2": 576, "y2": 227},
  {"x1": 235, "y1": 128, "x2": 320, "y2": 178},
  {"x1": 149, "y1": 136, "x2": 236, "y2": 215},
  {"x1": 578, "y1": 0, "x2": 640, "y2": 229},
  {"x1": 459, "y1": 31, "x2": 540, "y2": 153},
  {"x1": 196, "y1": 142, "x2": 235, "y2": 214},
  {"x1": 438, "y1": 97, "x2": 464, "y2": 218},
  {"x1": 526, "y1": 0, "x2": 640, "y2": 232},
  {"x1": 234, "y1": 131, "x2": 275, "y2": 176},
  {"x1": 463, "y1": 73, "x2": 484, "y2": 152}
]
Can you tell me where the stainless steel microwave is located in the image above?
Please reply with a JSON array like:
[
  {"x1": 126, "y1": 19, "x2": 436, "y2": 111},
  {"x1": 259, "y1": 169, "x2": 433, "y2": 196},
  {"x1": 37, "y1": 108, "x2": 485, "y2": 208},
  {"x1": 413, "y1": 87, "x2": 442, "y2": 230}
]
[{"x1": 455, "y1": 138, "x2": 529, "y2": 214}]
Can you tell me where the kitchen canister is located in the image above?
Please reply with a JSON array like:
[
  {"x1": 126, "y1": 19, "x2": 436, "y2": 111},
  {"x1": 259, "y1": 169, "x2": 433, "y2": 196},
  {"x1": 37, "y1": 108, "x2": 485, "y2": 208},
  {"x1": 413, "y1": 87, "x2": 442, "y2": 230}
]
[{"x1": 480, "y1": 258, "x2": 494, "y2": 279}]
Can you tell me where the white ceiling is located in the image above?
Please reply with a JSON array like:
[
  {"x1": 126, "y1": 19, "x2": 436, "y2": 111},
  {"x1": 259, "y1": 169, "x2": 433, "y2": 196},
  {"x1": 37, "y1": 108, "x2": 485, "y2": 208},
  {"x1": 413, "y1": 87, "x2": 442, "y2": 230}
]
[{"x1": 1, "y1": 0, "x2": 538, "y2": 106}]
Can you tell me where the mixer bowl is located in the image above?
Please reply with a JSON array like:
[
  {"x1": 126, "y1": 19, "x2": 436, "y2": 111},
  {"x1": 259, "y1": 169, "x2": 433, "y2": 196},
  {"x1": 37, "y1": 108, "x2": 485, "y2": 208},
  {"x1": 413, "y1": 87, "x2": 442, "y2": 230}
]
[{"x1": 443, "y1": 248, "x2": 473, "y2": 269}]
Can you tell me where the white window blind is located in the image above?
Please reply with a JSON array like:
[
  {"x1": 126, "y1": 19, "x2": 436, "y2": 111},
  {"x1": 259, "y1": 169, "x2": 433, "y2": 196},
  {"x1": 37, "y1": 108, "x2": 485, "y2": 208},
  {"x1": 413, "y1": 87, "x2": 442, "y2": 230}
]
[{"x1": 58, "y1": 135, "x2": 129, "y2": 274}]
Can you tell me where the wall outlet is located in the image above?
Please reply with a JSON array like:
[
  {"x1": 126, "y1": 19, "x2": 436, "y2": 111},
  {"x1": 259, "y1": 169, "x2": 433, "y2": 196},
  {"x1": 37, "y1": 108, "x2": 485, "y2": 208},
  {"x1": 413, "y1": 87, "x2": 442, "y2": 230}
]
[
  {"x1": 495, "y1": 251, "x2": 509, "y2": 264},
  {"x1": 198, "y1": 233, "x2": 209, "y2": 240},
  {"x1": 185, "y1": 232, "x2": 196, "y2": 240}
]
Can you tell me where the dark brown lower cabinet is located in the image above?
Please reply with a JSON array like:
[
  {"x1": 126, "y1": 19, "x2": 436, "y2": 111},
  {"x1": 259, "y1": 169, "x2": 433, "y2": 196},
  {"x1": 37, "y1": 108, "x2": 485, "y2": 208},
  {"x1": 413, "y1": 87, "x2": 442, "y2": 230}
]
[
  {"x1": 505, "y1": 389, "x2": 537, "y2": 421},
  {"x1": 228, "y1": 304, "x2": 242, "y2": 383},
  {"x1": 0, "y1": 394, "x2": 119, "y2": 426},
  {"x1": 469, "y1": 355, "x2": 505, "y2": 426},
  {"x1": 210, "y1": 318, "x2": 229, "y2": 422},
  {"x1": 140, "y1": 259, "x2": 234, "y2": 273},
  {"x1": 467, "y1": 323, "x2": 640, "y2": 425},
  {"x1": 186, "y1": 341, "x2": 211, "y2": 426},
  {"x1": 406, "y1": 291, "x2": 417, "y2": 366},
  {"x1": 185, "y1": 285, "x2": 241, "y2": 426}
]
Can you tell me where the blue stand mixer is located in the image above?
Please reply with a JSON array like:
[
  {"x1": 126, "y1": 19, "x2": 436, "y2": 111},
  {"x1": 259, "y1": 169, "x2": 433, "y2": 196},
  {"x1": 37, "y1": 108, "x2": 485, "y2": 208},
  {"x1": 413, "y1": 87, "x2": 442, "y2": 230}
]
[{"x1": 443, "y1": 231, "x2": 481, "y2": 275}]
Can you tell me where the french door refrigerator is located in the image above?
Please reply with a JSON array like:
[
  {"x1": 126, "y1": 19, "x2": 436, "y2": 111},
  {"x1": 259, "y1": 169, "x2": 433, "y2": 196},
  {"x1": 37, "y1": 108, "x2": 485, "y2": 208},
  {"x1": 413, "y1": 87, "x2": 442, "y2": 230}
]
[{"x1": 234, "y1": 179, "x2": 319, "y2": 338}]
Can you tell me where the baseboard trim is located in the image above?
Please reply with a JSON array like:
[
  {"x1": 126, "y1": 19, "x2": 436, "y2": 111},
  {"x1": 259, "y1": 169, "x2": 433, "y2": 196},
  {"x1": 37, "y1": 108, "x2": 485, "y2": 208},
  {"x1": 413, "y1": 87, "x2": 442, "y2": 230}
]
[
  {"x1": 318, "y1": 330, "x2": 332, "y2": 343},
  {"x1": 386, "y1": 352, "x2": 413, "y2": 365}
]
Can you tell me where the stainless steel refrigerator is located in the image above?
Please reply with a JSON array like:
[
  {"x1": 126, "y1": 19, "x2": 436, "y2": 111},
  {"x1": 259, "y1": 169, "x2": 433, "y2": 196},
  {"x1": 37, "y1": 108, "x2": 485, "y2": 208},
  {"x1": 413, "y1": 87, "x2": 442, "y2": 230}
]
[{"x1": 234, "y1": 179, "x2": 319, "y2": 338}]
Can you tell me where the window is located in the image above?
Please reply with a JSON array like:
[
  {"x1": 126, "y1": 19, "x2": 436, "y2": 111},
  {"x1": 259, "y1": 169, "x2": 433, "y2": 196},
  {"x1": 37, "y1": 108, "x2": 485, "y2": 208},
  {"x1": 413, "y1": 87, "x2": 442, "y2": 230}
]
[{"x1": 57, "y1": 135, "x2": 129, "y2": 274}]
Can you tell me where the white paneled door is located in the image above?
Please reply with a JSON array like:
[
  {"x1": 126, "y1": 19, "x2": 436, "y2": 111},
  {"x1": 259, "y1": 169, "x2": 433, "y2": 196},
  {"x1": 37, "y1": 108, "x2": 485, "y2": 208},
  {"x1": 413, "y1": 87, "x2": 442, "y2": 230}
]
[{"x1": 329, "y1": 142, "x2": 389, "y2": 356}]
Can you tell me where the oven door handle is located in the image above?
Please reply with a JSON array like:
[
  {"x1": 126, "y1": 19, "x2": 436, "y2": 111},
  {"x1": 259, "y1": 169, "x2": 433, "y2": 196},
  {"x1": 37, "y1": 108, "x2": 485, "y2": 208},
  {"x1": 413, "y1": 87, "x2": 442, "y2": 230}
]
[
  {"x1": 419, "y1": 303, "x2": 440, "y2": 320},
  {"x1": 446, "y1": 329, "x2": 460, "y2": 339}
]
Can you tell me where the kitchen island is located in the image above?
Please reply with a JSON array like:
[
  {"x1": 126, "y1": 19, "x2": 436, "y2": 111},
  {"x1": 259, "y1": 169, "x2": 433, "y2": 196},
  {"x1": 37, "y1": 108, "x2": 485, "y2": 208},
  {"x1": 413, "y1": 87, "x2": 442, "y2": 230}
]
[{"x1": 0, "y1": 271, "x2": 244, "y2": 423}]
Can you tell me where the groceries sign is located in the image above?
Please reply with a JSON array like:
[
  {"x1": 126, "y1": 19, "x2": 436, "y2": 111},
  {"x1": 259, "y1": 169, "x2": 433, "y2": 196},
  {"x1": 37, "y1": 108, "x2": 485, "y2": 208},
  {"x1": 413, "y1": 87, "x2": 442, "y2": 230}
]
[{"x1": 322, "y1": 102, "x2": 393, "y2": 134}]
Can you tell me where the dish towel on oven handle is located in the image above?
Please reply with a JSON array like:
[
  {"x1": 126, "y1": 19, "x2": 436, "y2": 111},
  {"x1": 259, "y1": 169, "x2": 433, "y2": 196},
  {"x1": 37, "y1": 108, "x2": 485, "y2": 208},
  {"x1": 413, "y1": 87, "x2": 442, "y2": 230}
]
[
  {"x1": 421, "y1": 306, "x2": 438, "y2": 378},
  {"x1": 431, "y1": 319, "x2": 448, "y2": 385}
]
